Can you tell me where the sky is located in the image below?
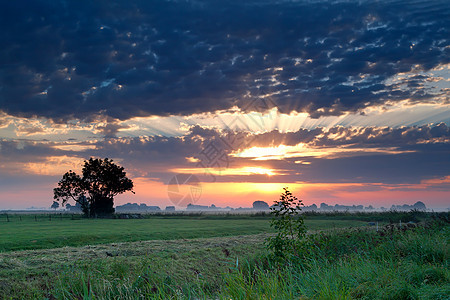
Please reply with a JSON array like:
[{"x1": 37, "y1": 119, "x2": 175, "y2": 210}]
[{"x1": 0, "y1": 0, "x2": 449, "y2": 210}]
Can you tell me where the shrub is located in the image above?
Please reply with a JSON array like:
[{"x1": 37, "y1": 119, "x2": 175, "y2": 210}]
[{"x1": 266, "y1": 188, "x2": 307, "y2": 259}]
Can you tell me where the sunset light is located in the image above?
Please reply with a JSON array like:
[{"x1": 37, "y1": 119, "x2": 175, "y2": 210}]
[
  {"x1": 172, "y1": 166, "x2": 277, "y2": 177},
  {"x1": 0, "y1": 0, "x2": 448, "y2": 211},
  {"x1": 1, "y1": 0, "x2": 449, "y2": 298}
]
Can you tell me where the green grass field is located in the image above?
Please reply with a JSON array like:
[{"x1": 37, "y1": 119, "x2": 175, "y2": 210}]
[
  {"x1": 0, "y1": 214, "x2": 368, "y2": 252},
  {"x1": 0, "y1": 212, "x2": 447, "y2": 299}
]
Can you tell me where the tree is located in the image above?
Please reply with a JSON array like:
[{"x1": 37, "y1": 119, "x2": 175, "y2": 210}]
[
  {"x1": 413, "y1": 201, "x2": 426, "y2": 211},
  {"x1": 76, "y1": 195, "x2": 90, "y2": 216},
  {"x1": 266, "y1": 188, "x2": 306, "y2": 258},
  {"x1": 53, "y1": 158, "x2": 134, "y2": 217},
  {"x1": 51, "y1": 201, "x2": 59, "y2": 210},
  {"x1": 253, "y1": 200, "x2": 269, "y2": 210}
]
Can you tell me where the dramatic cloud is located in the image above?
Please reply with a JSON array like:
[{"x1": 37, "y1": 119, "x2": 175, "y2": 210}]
[
  {"x1": 1, "y1": 0, "x2": 448, "y2": 121},
  {"x1": 1, "y1": 0, "x2": 448, "y2": 210},
  {"x1": 250, "y1": 122, "x2": 450, "y2": 148},
  {"x1": 2, "y1": 124, "x2": 448, "y2": 186}
]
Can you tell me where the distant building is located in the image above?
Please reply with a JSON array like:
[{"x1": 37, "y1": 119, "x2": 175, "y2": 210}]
[{"x1": 165, "y1": 206, "x2": 175, "y2": 211}]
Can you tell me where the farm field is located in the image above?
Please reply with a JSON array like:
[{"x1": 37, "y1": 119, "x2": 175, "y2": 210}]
[
  {"x1": 0, "y1": 213, "x2": 368, "y2": 252},
  {"x1": 0, "y1": 212, "x2": 448, "y2": 299}
]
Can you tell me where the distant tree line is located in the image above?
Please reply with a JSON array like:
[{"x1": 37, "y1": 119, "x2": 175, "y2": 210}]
[
  {"x1": 61, "y1": 196, "x2": 428, "y2": 214},
  {"x1": 115, "y1": 203, "x2": 161, "y2": 212},
  {"x1": 390, "y1": 201, "x2": 426, "y2": 211}
]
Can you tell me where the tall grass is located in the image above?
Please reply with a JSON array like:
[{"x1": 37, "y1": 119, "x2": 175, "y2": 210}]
[
  {"x1": 223, "y1": 220, "x2": 449, "y2": 300},
  {"x1": 44, "y1": 220, "x2": 448, "y2": 299}
]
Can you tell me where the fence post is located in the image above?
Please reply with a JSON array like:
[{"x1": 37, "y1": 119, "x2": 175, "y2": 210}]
[{"x1": 6, "y1": 214, "x2": 9, "y2": 222}]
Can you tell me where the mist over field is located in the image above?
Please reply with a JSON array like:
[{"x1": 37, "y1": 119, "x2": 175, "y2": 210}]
[{"x1": 0, "y1": 0, "x2": 449, "y2": 298}]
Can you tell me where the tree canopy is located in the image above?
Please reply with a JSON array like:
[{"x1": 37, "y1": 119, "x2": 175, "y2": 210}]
[
  {"x1": 51, "y1": 201, "x2": 59, "y2": 210},
  {"x1": 53, "y1": 158, "x2": 134, "y2": 217}
]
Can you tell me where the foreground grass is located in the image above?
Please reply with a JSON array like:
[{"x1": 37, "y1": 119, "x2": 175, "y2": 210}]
[
  {"x1": 0, "y1": 214, "x2": 367, "y2": 251},
  {"x1": 225, "y1": 221, "x2": 449, "y2": 299},
  {"x1": 0, "y1": 215, "x2": 448, "y2": 299},
  {"x1": 0, "y1": 234, "x2": 269, "y2": 298}
]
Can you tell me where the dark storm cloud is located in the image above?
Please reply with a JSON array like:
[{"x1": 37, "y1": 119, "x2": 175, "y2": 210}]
[
  {"x1": 78, "y1": 124, "x2": 450, "y2": 184},
  {"x1": 0, "y1": 0, "x2": 448, "y2": 121},
  {"x1": 296, "y1": 146, "x2": 450, "y2": 184},
  {"x1": 1, "y1": 124, "x2": 449, "y2": 184},
  {"x1": 90, "y1": 124, "x2": 449, "y2": 185},
  {"x1": 249, "y1": 122, "x2": 450, "y2": 149},
  {"x1": 0, "y1": 139, "x2": 62, "y2": 163}
]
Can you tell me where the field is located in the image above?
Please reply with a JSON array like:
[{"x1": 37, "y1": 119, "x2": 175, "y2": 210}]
[
  {"x1": 0, "y1": 211, "x2": 448, "y2": 299},
  {"x1": 0, "y1": 213, "x2": 367, "y2": 252}
]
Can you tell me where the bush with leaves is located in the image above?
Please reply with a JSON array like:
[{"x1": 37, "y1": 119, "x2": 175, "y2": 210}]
[{"x1": 267, "y1": 188, "x2": 307, "y2": 259}]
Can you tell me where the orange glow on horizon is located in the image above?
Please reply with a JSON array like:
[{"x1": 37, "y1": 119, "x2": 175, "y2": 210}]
[
  {"x1": 1, "y1": 176, "x2": 448, "y2": 210},
  {"x1": 113, "y1": 178, "x2": 450, "y2": 210},
  {"x1": 171, "y1": 166, "x2": 278, "y2": 176}
]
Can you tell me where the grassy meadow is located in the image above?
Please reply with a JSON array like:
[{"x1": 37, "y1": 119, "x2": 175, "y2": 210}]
[
  {"x1": 0, "y1": 213, "x2": 368, "y2": 252},
  {"x1": 0, "y1": 211, "x2": 448, "y2": 299}
]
